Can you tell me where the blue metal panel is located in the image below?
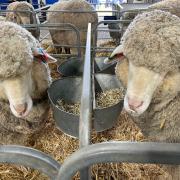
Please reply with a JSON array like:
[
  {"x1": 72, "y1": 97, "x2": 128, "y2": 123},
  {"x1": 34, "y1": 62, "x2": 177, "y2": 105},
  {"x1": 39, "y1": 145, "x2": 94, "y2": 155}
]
[
  {"x1": 46, "y1": 0, "x2": 58, "y2": 5},
  {"x1": 0, "y1": 0, "x2": 9, "y2": 10}
]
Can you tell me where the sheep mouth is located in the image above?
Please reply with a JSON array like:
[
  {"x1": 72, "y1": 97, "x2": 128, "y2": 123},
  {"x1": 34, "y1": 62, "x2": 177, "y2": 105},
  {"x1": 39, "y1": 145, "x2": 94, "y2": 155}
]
[
  {"x1": 123, "y1": 95, "x2": 151, "y2": 116},
  {"x1": 10, "y1": 98, "x2": 33, "y2": 118}
]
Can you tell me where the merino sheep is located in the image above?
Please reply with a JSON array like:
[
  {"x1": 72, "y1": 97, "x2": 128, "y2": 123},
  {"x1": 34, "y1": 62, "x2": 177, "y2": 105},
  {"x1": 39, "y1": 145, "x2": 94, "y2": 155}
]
[
  {"x1": 47, "y1": 0, "x2": 98, "y2": 56},
  {"x1": 108, "y1": 23, "x2": 121, "y2": 46},
  {"x1": 105, "y1": 10, "x2": 180, "y2": 179},
  {"x1": 6, "y1": 1, "x2": 40, "y2": 39},
  {"x1": 0, "y1": 21, "x2": 56, "y2": 145},
  {"x1": 149, "y1": 0, "x2": 180, "y2": 17}
]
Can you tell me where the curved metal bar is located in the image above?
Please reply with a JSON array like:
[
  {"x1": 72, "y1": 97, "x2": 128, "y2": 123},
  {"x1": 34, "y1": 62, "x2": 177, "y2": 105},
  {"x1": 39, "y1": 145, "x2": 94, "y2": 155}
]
[
  {"x1": 57, "y1": 141, "x2": 180, "y2": 180},
  {"x1": 0, "y1": 145, "x2": 60, "y2": 179}
]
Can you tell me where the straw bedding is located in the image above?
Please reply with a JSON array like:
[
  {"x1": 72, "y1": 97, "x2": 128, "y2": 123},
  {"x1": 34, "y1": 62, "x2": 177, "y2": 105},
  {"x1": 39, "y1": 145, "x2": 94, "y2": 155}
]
[
  {"x1": 0, "y1": 110, "x2": 168, "y2": 179},
  {"x1": 96, "y1": 88, "x2": 124, "y2": 108}
]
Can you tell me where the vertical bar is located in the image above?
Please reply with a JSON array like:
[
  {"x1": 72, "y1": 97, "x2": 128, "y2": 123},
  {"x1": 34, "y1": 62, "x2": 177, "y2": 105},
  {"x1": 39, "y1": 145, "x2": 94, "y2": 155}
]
[{"x1": 79, "y1": 23, "x2": 92, "y2": 179}]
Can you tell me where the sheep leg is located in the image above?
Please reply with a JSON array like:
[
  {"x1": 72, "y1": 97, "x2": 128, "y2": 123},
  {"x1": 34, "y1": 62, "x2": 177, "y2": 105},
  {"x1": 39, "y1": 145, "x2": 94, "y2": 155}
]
[
  {"x1": 65, "y1": 47, "x2": 71, "y2": 54},
  {"x1": 56, "y1": 47, "x2": 62, "y2": 54}
]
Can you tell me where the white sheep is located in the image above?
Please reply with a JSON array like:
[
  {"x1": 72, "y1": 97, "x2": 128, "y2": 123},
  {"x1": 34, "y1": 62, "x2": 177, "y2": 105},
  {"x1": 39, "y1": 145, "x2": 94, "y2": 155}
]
[
  {"x1": 105, "y1": 10, "x2": 180, "y2": 179},
  {"x1": 108, "y1": 23, "x2": 121, "y2": 46},
  {"x1": 6, "y1": 1, "x2": 40, "y2": 39},
  {"x1": 0, "y1": 21, "x2": 56, "y2": 145},
  {"x1": 149, "y1": 0, "x2": 180, "y2": 18},
  {"x1": 47, "y1": 0, "x2": 98, "y2": 55}
]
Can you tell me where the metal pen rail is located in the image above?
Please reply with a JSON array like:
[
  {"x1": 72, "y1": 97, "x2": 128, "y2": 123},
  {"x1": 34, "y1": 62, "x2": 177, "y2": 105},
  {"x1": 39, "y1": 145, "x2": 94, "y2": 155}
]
[
  {"x1": 56, "y1": 142, "x2": 180, "y2": 179},
  {"x1": 21, "y1": 23, "x2": 82, "y2": 60},
  {"x1": 79, "y1": 23, "x2": 92, "y2": 180}
]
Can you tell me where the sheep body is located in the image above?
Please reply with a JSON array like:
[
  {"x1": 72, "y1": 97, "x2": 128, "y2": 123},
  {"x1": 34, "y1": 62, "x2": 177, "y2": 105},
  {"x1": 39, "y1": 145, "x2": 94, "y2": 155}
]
[
  {"x1": 6, "y1": 2, "x2": 40, "y2": 39},
  {"x1": 47, "y1": 0, "x2": 98, "y2": 55},
  {"x1": 149, "y1": 0, "x2": 180, "y2": 18},
  {"x1": 111, "y1": 10, "x2": 180, "y2": 179},
  {"x1": 0, "y1": 21, "x2": 52, "y2": 145},
  {"x1": 108, "y1": 23, "x2": 121, "y2": 46},
  {"x1": 109, "y1": 0, "x2": 180, "y2": 44}
]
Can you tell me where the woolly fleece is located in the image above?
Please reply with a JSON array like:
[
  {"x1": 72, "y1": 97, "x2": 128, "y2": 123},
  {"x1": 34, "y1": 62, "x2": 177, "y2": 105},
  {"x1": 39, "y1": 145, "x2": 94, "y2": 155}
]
[
  {"x1": 149, "y1": 0, "x2": 180, "y2": 18},
  {"x1": 6, "y1": 1, "x2": 40, "y2": 39},
  {"x1": 0, "y1": 21, "x2": 38, "y2": 78},
  {"x1": 47, "y1": 0, "x2": 98, "y2": 54},
  {"x1": 121, "y1": 10, "x2": 180, "y2": 74},
  {"x1": 0, "y1": 22, "x2": 51, "y2": 145}
]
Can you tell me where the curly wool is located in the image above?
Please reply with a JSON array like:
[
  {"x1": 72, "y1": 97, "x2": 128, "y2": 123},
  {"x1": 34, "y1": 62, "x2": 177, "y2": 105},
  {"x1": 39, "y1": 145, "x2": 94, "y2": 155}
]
[
  {"x1": 149, "y1": 0, "x2": 180, "y2": 18},
  {"x1": 0, "y1": 22, "x2": 52, "y2": 145},
  {"x1": 121, "y1": 10, "x2": 180, "y2": 74},
  {"x1": 0, "y1": 100, "x2": 49, "y2": 145},
  {"x1": 47, "y1": 0, "x2": 98, "y2": 54},
  {"x1": 6, "y1": 1, "x2": 40, "y2": 39},
  {"x1": 0, "y1": 21, "x2": 38, "y2": 78}
]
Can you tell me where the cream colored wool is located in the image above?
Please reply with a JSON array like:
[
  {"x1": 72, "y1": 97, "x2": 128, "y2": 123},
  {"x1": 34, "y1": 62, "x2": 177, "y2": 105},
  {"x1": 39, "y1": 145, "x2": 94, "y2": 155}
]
[
  {"x1": 149, "y1": 0, "x2": 180, "y2": 18},
  {"x1": 6, "y1": 1, "x2": 40, "y2": 39},
  {"x1": 0, "y1": 22, "x2": 52, "y2": 145},
  {"x1": 47, "y1": 0, "x2": 98, "y2": 55},
  {"x1": 122, "y1": 10, "x2": 180, "y2": 74}
]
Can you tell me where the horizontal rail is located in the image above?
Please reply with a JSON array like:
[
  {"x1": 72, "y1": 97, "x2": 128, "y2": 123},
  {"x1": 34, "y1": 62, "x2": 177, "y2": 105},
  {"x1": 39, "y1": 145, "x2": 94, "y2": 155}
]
[
  {"x1": 0, "y1": 145, "x2": 60, "y2": 179},
  {"x1": 57, "y1": 141, "x2": 180, "y2": 180}
]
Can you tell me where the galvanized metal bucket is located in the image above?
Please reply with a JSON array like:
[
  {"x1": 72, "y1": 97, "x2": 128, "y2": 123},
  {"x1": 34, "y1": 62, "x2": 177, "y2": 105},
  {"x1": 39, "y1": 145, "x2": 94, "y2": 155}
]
[
  {"x1": 57, "y1": 58, "x2": 84, "y2": 77},
  {"x1": 93, "y1": 73, "x2": 123, "y2": 131},
  {"x1": 48, "y1": 77, "x2": 82, "y2": 138},
  {"x1": 57, "y1": 57, "x2": 116, "y2": 77},
  {"x1": 48, "y1": 74, "x2": 123, "y2": 138}
]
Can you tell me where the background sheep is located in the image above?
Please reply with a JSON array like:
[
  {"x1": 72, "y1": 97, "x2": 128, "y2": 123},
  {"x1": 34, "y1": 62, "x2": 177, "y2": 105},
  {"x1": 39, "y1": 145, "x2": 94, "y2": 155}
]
[
  {"x1": 47, "y1": 0, "x2": 98, "y2": 56},
  {"x1": 149, "y1": 0, "x2": 180, "y2": 17},
  {"x1": 108, "y1": 0, "x2": 180, "y2": 48},
  {"x1": 6, "y1": 1, "x2": 40, "y2": 39},
  {"x1": 105, "y1": 10, "x2": 180, "y2": 179},
  {"x1": 108, "y1": 23, "x2": 121, "y2": 46},
  {"x1": 0, "y1": 21, "x2": 56, "y2": 145}
]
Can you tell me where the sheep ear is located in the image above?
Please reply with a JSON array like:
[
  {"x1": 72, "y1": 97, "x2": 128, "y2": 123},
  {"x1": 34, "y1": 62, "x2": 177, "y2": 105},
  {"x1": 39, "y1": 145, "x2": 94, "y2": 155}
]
[
  {"x1": 32, "y1": 48, "x2": 57, "y2": 63},
  {"x1": 104, "y1": 45, "x2": 124, "y2": 64}
]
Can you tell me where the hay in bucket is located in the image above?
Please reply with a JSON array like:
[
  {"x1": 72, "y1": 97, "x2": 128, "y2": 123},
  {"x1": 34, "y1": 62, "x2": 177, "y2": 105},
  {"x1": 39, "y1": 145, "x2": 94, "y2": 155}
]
[
  {"x1": 56, "y1": 99, "x2": 81, "y2": 115},
  {"x1": 55, "y1": 88, "x2": 124, "y2": 116},
  {"x1": 96, "y1": 88, "x2": 124, "y2": 108}
]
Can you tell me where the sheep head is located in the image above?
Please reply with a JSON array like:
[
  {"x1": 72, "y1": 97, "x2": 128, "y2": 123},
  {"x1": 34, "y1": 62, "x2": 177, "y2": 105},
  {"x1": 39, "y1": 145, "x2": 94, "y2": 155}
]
[
  {"x1": 105, "y1": 45, "x2": 166, "y2": 116},
  {"x1": 0, "y1": 47, "x2": 56, "y2": 118},
  {"x1": 6, "y1": 2, "x2": 36, "y2": 25},
  {"x1": 104, "y1": 10, "x2": 180, "y2": 116},
  {"x1": 0, "y1": 22, "x2": 57, "y2": 118}
]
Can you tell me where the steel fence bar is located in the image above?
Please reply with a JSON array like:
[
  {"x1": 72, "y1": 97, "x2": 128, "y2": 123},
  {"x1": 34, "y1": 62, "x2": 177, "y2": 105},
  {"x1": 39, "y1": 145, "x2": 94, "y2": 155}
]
[
  {"x1": 78, "y1": 23, "x2": 92, "y2": 180},
  {"x1": 57, "y1": 141, "x2": 180, "y2": 180}
]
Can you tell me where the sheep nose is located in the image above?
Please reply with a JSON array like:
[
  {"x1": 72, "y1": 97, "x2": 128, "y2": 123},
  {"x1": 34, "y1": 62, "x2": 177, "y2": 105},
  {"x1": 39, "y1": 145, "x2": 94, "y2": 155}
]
[
  {"x1": 14, "y1": 103, "x2": 27, "y2": 115},
  {"x1": 128, "y1": 97, "x2": 143, "y2": 111}
]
